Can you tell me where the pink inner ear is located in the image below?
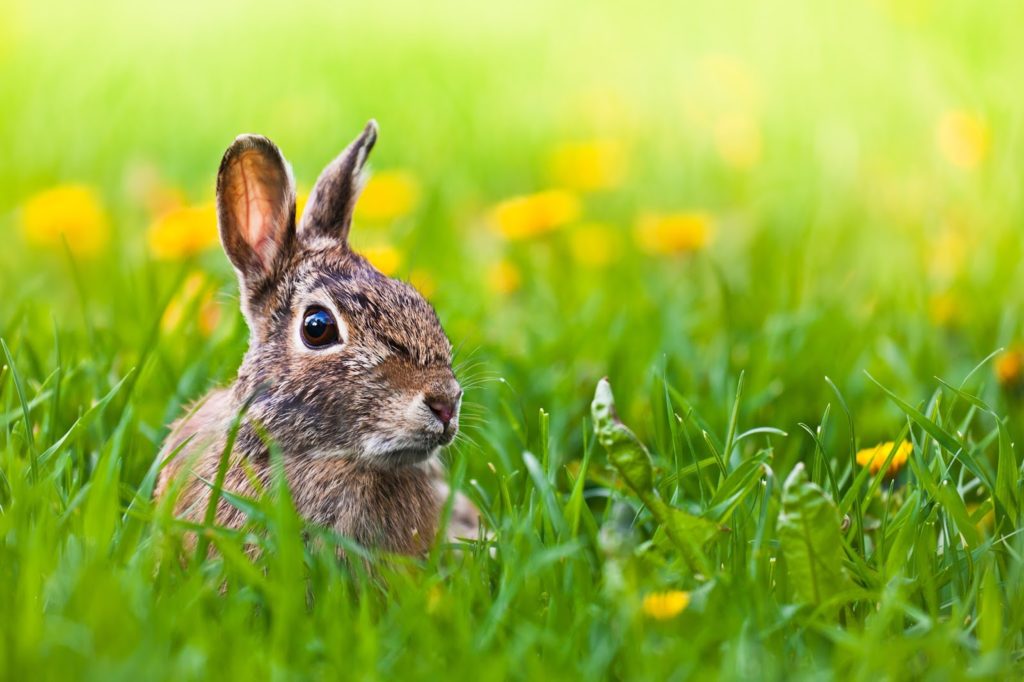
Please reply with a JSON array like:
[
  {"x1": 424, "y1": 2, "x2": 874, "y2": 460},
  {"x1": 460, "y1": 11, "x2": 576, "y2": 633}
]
[{"x1": 236, "y1": 151, "x2": 283, "y2": 269}]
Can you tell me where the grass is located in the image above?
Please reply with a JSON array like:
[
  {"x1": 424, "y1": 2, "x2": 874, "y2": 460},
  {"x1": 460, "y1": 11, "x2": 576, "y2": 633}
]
[{"x1": 2, "y1": 0, "x2": 1024, "y2": 679}]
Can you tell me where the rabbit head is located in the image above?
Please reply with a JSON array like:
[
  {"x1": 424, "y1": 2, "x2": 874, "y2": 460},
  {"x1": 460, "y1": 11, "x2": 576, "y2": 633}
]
[{"x1": 216, "y1": 121, "x2": 461, "y2": 468}]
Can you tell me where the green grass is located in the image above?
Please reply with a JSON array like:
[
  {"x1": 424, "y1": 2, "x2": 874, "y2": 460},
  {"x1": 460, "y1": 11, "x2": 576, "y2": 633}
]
[{"x1": 2, "y1": 0, "x2": 1024, "y2": 679}]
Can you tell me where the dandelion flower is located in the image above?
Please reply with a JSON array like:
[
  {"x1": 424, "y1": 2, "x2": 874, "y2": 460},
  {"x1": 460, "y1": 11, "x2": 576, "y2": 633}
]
[
  {"x1": 995, "y1": 348, "x2": 1023, "y2": 389},
  {"x1": 547, "y1": 140, "x2": 626, "y2": 192},
  {"x1": 490, "y1": 190, "x2": 581, "y2": 240},
  {"x1": 856, "y1": 440, "x2": 912, "y2": 477},
  {"x1": 20, "y1": 185, "x2": 109, "y2": 257},
  {"x1": 360, "y1": 244, "x2": 402, "y2": 276},
  {"x1": 936, "y1": 110, "x2": 990, "y2": 170},
  {"x1": 568, "y1": 222, "x2": 621, "y2": 267},
  {"x1": 148, "y1": 204, "x2": 219, "y2": 260},
  {"x1": 295, "y1": 192, "x2": 309, "y2": 223},
  {"x1": 928, "y1": 292, "x2": 958, "y2": 327},
  {"x1": 635, "y1": 212, "x2": 712, "y2": 255},
  {"x1": 486, "y1": 260, "x2": 521, "y2": 295},
  {"x1": 642, "y1": 591, "x2": 690, "y2": 620},
  {"x1": 355, "y1": 171, "x2": 419, "y2": 222}
]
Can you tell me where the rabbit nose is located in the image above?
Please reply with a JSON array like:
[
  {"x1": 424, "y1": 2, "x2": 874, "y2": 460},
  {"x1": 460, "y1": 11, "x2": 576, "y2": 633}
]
[
  {"x1": 426, "y1": 397, "x2": 456, "y2": 427},
  {"x1": 425, "y1": 387, "x2": 461, "y2": 428}
]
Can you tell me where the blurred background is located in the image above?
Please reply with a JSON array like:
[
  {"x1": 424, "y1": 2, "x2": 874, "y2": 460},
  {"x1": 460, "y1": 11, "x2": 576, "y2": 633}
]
[{"x1": 1, "y1": 0, "x2": 1023, "y2": 474}]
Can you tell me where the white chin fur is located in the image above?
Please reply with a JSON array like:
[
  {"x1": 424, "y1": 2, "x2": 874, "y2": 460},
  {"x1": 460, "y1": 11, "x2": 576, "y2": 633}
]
[{"x1": 306, "y1": 441, "x2": 438, "y2": 467}]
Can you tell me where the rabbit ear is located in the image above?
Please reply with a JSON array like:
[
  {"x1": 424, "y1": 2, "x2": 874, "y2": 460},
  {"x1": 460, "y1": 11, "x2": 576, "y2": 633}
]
[
  {"x1": 298, "y1": 120, "x2": 378, "y2": 245},
  {"x1": 216, "y1": 135, "x2": 296, "y2": 281}
]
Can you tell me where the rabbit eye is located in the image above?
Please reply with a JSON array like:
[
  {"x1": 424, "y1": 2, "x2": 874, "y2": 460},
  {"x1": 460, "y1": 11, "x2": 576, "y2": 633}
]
[{"x1": 301, "y1": 307, "x2": 340, "y2": 348}]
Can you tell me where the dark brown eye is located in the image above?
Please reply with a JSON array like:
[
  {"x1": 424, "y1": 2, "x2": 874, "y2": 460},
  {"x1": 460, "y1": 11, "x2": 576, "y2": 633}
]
[{"x1": 301, "y1": 306, "x2": 340, "y2": 348}]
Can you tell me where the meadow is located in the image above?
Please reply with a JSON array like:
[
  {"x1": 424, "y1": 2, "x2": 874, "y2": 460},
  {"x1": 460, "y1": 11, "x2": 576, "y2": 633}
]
[{"x1": 2, "y1": 0, "x2": 1024, "y2": 679}]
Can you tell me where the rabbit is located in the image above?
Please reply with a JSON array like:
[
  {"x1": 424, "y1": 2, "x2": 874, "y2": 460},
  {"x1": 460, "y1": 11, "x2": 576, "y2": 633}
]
[{"x1": 155, "y1": 121, "x2": 479, "y2": 555}]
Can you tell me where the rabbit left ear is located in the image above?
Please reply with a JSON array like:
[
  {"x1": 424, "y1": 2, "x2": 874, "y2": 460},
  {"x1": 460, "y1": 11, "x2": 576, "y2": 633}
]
[
  {"x1": 298, "y1": 120, "x2": 378, "y2": 246},
  {"x1": 216, "y1": 134, "x2": 296, "y2": 280}
]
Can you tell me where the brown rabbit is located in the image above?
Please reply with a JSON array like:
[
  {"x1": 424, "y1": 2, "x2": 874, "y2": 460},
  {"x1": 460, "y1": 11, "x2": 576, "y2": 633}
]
[{"x1": 155, "y1": 121, "x2": 478, "y2": 555}]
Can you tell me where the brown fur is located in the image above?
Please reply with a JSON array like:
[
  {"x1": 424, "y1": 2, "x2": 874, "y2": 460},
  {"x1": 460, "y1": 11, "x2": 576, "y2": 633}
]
[{"x1": 155, "y1": 122, "x2": 477, "y2": 555}]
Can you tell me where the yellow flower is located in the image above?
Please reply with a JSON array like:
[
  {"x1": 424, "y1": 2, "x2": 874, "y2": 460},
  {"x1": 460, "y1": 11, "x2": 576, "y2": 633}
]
[
  {"x1": 928, "y1": 292, "x2": 958, "y2": 327},
  {"x1": 547, "y1": 140, "x2": 626, "y2": 192},
  {"x1": 713, "y1": 113, "x2": 762, "y2": 170},
  {"x1": 361, "y1": 244, "x2": 402, "y2": 276},
  {"x1": 355, "y1": 171, "x2": 419, "y2": 222},
  {"x1": 635, "y1": 212, "x2": 713, "y2": 255},
  {"x1": 490, "y1": 190, "x2": 581, "y2": 240},
  {"x1": 148, "y1": 204, "x2": 219, "y2": 260},
  {"x1": 20, "y1": 185, "x2": 109, "y2": 257},
  {"x1": 409, "y1": 268, "x2": 437, "y2": 298},
  {"x1": 568, "y1": 222, "x2": 621, "y2": 268},
  {"x1": 295, "y1": 192, "x2": 309, "y2": 222},
  {"x1": 487, "y1": 260, "x2": 521, "y2": 295},
  {"x1": 856, "y1": 440, "x2": 912, "y2": 477},
  {"x1": 936, "y1": 110, "x2": 990, "y2": 170},
  {"x1": 161, "y1": 272, "x2": 222, "y2": 337},
  {"x1": 642, "y1": 591, "x2": 691, "y2": 620},
  {"x1": 995, "y1": 348, "x2": 1024, "y2": 389}
]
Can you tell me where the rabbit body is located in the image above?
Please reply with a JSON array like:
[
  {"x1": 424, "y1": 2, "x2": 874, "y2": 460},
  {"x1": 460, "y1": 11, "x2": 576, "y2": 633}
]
[{"x1": 156, "y1": 123, "x2": 475, "y2": 555}]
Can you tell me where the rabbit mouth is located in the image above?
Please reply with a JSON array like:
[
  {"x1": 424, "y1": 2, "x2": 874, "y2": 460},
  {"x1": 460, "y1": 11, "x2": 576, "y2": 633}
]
[
  {"x1": 364, "y1": 427, "x2": 456, "y2": 467},
  {"x1": 377, "y1": 445, "x2": 439, "y2": 467}
]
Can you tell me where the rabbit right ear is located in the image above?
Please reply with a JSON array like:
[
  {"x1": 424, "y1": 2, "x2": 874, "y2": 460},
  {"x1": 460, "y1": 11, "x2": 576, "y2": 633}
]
[
  {"x1": 298, "y1": 120, "x2": 378, "y2": 246},
  {"x1": 216, "y1": 135, "x2": 296, "y2": 283}
]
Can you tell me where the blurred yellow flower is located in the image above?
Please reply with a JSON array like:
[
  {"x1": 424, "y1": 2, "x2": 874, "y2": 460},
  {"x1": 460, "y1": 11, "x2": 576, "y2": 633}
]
[
  {"x1": 995, "y1": 348, "x2": 1023, "y2": 389},
  {"x1": 490, "y1": 190, "x2": 581, "y2": 240},
  {"x1": 409, "y1": 268, "x2": 437, "y2": 298},
  {"x1": 20, "y1": 185, "x2": 109, "y2": 257},
  {"x1": 547, "y1": 140, "x2": 626, "y2": 191},
  {"x1": 161, "y1": 272, "x2": 221, "y2": 337},
  {"x1": 856, "y1": 440, "x2": 912, "y2": 477},
  {"x1": 642, "y1": 591, "x2": 690, "y2": 620},
  {"x1": 361, "y1": 244, "x2": 402, "y2": 275},
  {"x1": 713, "y1": 113, "x2": 762, "y2": 170},
  {"x1": 487, "y1": 260, "x2": 521, "y2": 295},
  {"x1": 355, "y1": 171, "x2": 420, "y2": 222},
  {"x1": 569, "y1": 222, "x2": 621, "y2": 267},
  {"x1": 936, "y1": 110, "x2": 990, "y2": 170},
  {"x1": 635, "y1": 212, "x2": 713, "y2": 255},
  {"x1": 295, "y1": 192, "x2": 309, "y2": 222},
  {"x1": 148, "y1": 204, "x2": 219, "y2": 260},
  {"x1": 928, "y1": 292, "x2": 958, "y2": 327}
]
